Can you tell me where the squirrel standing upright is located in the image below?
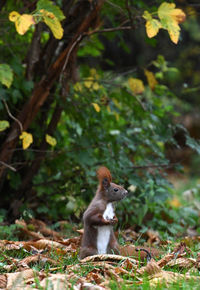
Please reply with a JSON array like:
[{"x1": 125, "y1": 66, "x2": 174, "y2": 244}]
[{"x1": 80, "y1": 166, "x2": 128, "y2": 259}]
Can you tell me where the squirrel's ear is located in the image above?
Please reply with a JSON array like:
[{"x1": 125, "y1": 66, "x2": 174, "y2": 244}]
[{"x1": 102, "y1": 177, "x2": 110, "y2": 189}]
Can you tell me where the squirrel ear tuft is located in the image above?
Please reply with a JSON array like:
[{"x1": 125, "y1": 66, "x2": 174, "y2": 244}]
[
  {"x1": 102, "y1": 177, "x2": 110, "y2": 189},
  {"x1": 97, "y1": 166, "x2": 112, "y2": 190}
]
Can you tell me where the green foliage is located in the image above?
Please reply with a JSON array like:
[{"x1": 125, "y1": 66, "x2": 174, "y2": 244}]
[{"x1": 0, "y1": 0, "x2": 200, "y2": 236}]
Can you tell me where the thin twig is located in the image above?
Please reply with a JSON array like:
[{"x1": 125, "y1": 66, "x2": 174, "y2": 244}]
[
  {"x1": 59, "y1": 33, "x2": 83, "y2": 83},
  {"x1": 0, "y1": 161, "x2": 16, "y2": 172},
  {"x1": 125, "y1": 0, "x2": 134, "y2": 28},
  {"x1": 86, "y1": 25, "x2": 132, "y2": 36},
  {"x1": 2, "y1": 98, "x2": 23, "y2": 132}
]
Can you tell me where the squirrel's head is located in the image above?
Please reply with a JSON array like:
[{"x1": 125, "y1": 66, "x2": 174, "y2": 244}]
[{"x1": 97, "y1": 167, "x2": 128, "y2": 202}]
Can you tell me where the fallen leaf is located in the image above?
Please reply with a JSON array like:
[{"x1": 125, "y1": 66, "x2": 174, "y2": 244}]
[{"x1": 166, "y1": 257, "x2": 195, "y2": 269}]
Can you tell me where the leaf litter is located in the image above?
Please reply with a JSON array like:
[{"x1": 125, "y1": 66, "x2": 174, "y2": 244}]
[{"x1": 1, "y1": 219, "x2": 200, "y2": 289}]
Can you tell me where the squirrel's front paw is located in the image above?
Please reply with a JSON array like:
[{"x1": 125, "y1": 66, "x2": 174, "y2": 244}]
[{"x1": 109, "y1": 215, "x2": 118, "y2": 225}]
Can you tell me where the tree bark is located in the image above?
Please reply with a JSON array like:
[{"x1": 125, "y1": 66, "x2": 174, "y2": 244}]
[{"x1": 0, "y1": 0, "x2": 104, "y2": 190}]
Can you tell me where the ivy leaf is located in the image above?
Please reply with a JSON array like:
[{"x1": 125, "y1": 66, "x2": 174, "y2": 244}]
[
  {"x1": 45, "y1": 134, "x2": 57, "y2": 146},
  {"x1": 39, "y1": 9, "x2": 63, "y2": 39},
  {"x1": 9, "y1": 12, "x2": 35, "y2": 35},
  {"x1": 144, "y1": 69, "x2": 158, "y2": 90},
  {"x1": 0, "y1": 64, "x2": 13, "y2": 88},
  {"x1": 128, "y1": 78, "x2": 145, "y2": 95},
  {"x1": 158, "y1": 2, "x2": 186, "y2": 44},
  {"x1": 92, "y1": 103, "x2": 101, "y2": 112},
  {"x1": 19, "y1": 131, "x2": 33, "y2": 150},
  {"x1": 36, "y1": 0, "x2": 65, "y2": 21},
  {"x1": 143, "y1": 11, "x2": 162, "y2": 38},
  {"x1": 0, "y1": 120, "x2": 10, "y2": 132}
]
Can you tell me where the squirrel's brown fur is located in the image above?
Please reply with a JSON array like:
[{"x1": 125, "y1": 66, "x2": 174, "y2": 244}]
[{"x1": 80, "y1": 166, "x2": 128, "y2": 259}]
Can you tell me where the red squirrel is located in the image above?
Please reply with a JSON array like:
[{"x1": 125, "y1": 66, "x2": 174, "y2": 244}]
[{"x1": 80, "y1": 166, "x2": 128, "y2": 259}]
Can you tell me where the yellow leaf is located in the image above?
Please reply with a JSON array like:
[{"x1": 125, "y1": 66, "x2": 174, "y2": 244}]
[
  {"x1": 45, "y1": 134, "x2": 57, "y2": 147},
  {"x1": 92, "y1": 103, "x2": 100, "y2": 112},
  {"x1": 16, "y1": 14, "x2": 35, "y2": 35},
  {"x1": 19, "y1": 131, "x2": 33, "y2": 150},
  {"x1": 144, "y1": 69, "x2": 158, "y2": 90},
  {"x1": 169, "y1": 197, "x2": 181, "y2": 208},
  {"x1": 84, "y1": 78, "x2": 93, "y2": 89},
  {"x1": 9, "y1": 12, "x2": 35, "y2": 35},
  {"x1": 158, "y1": 2, "x2": 186, "y2": 44},
  {"x1": 143, "y1": 11, "x2": 162, "y2": 38},
  {"x1": 9, "y1": 11, "x2": 20, "y2": 22},
  {"x1": 128, "y1": 78, "x2": 145, "y2": 95},
  {"x1": 93, "y1": 82, "x2": 100, "y2": 91},
  {"x1": 40, "y1": 10, "x2": 63, "y2": 39}
]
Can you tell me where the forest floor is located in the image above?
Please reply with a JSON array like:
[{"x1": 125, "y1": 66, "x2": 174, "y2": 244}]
[{"x1": 0, "y1": 174, "x2": 200, "y2": 289}]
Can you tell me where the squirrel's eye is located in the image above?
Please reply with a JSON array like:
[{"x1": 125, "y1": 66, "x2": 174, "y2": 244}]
[{"x1": 114, "y1": 188, "x2": 118, "y2": 192}]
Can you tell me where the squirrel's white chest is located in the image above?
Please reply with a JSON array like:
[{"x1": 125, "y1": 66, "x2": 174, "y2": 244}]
[{"x1": 96, "y1": 203, "x2": 115, "y2": 254}]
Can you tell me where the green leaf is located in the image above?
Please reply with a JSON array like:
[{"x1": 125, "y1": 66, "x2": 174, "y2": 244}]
[
  {"x1": 0, "y1": 120, "x2": 10, "y2": 132},
  {"x1": 37, "y1": 0, "x2": 65, "y2": 21},
  {"x1": 0, "y1": 64, "x2": 13, "y2": 88},
  {"x1": 185, "y1": 135, "x2": 200, "y2": 155}
]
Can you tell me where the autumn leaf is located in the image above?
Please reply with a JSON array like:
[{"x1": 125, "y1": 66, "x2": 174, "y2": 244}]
[
  {"x1": 9, "y1": 11, "x2": 20, "y2": 22},
  {"x1": 92, "y1": 103, "x2": 101, "y2": 112},
  {"x1": 36, "y1": 0, "x2": 65, "y2": 21},
  {"x1": 9, "y1": 12, "x2": 35, "y2": 35},
  {"x1": 15, "y1": 14, "x2": 35, "y2": 35},
  {"x1": 158, "y1": 2, "x2": 186, "y2": 44},
  {"x1": 93, "y1": 82, "x2": 100, "y2": 91},
  {"x1": 0, "y1": 120, "x2": 10, "y2": 132},
  {"x1": 45, "y1": 134, "x2": 57, "y2": 146},
  {"x1": 143, "y1": 11, "x2": 162, "y2": 38},
  {"x1": 144, "y1": 69, "x2": 158, "y2": 90},
  {"x1": 40, "y1": 9, "x2": 63, "y2": 39},
  {"x1": 128, "y1": 77, "x2": 145, "y2": 95},
  {"x1": 19, "y1": 131, "x2": 33, "y2": 150},
  {"x1": 84, "y1": 78, "x2": 93, "y2": 89},
  {"x1": 0, "y1": 64, "x2": 13, "y2": 88}
]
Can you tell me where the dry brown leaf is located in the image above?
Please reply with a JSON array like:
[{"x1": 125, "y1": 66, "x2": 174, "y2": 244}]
[
  {"x1": 15, "y1": 218, "x2": 62, "y2": 240},
  {"x1": 86, "y1": 268, "x2": 105, "y2": 284},
  {"x1": 166, "y1": 257, "x2": 196, "y2": 269},
  {"x1": 40, "y1": 273, "x2": 73, "y2": 289},
  {"x1": 121, "y1": 228, "x2": 139, "y2": 242},
  {"x1": 74, "y1": 282, "x2": 106, "y2": 290},
  {"x1": 146, "y1": 229, "x2": 160, "y2": 245},
  {"x1": 120, "y1": 258, "x2": 137, "y2": 270},
  {"x1": 2, "y1": 269, "x2": 35, "y2": 289},
  {"x1": 149, "y1": 271, "x2": 200, "y2": 287},
  {"x1": 173, "y1": 242, "x2": 192, "y2": 256},
  {"x1": 138, "y1": 258, "x2": 162, "y2": 276},
  {"x1": 157, "y1": 253, "x2": 174, "y2": 268},
  {"x1": 18, "y1": 254, "x2": 58, "y2": 268},
  {"x1": 0, "y1": 240, "x2": 23, "y2": 250},
  {"x1": 80, "y1": 254, "x2": 138, "y2": 265},
  {"x1": 0, "y1": 274, "x2": 7, "y2": 288}
]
